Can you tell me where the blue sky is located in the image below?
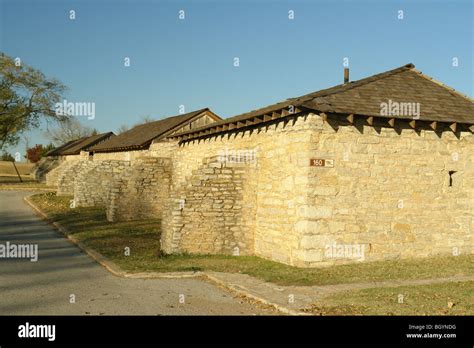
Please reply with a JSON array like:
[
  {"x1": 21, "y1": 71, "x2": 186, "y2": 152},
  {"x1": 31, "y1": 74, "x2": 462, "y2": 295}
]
[{"x1": 1, "y1": 0, "x2": 473, "y2": 158}]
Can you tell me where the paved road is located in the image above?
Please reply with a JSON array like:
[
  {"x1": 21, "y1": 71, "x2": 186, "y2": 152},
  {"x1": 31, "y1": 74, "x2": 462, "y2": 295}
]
[{"x1": 0, "y1": 191, "x2": 274, "y2": 315}]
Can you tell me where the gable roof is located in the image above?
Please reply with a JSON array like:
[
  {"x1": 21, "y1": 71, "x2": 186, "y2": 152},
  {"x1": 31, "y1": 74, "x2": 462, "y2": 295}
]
[
  {"x1": 45, "y1": 139, "x2": 79, "y2": 156},
  {"x1": 170, "y1": 64, "x2": 474, "y2": 140},
  {"x1": 47, "y1": 132, "x2": 115, "y2": 156},
  {"x1": 90, "y1": 108, "x2": 221, "y2": 152}
]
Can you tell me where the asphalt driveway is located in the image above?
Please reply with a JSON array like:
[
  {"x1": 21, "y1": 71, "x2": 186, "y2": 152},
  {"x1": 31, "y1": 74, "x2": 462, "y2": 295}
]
[{"x1": 0, "y1": 190, "x2": 274, "y2": 315}]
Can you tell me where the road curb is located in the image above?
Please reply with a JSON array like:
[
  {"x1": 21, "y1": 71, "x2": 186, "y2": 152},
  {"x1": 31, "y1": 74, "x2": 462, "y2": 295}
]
[{"x1": 23, "y1": 194, "x2": 304, "y2": 315}]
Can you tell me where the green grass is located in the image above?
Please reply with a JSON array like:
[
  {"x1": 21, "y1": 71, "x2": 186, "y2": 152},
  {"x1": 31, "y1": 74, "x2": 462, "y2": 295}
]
[
  {"x1": 304, "y1": 281, "x2": 474, "y2": 315},
  {"x1": 30, "y1": 192, "x2": 474, "y2": 286}
]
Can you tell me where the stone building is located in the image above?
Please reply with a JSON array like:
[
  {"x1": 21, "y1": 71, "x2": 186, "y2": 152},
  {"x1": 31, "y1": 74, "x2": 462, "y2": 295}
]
[
  {"x1": 51, "y1": 64, "x2": 474, "y2": 268},
  {"x1": 57, "y1": 108, "x2": 222, "y2": 214},
  {"x1": 42, "y1": 132, "x2": 114, "y2": 185}
]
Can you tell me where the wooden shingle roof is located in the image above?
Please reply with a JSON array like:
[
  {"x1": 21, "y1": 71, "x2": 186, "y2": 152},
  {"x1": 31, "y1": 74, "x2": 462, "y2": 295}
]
[
  {"x1": 47, "y1": 132, "x2": 115, "y2": 156},
  {"x1": 170, "y1": 64, "x2": 474, "y2": 140},
  {"x1": 90, "y1": 108, "x2": 220, "y2": 153}
]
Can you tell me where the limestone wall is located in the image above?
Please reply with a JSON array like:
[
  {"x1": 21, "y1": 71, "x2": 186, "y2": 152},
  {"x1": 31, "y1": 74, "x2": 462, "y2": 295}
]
[
  {"x1": 36, "y1": 157, "x2": 60, "y2": 183},
  {"x1": 160, "y1": 113, "x2": 474, "y2": 267},
  {"x1": 299, "y1": 114, "x2": 474, "y2": 267},
  {"x1": 106, "y1": 157, "x2": 171, "y2": 222},
  {"x1": 161, "y1": 156, "x2": 256, "y2": 255},
  {"x1": 45, "y1": 160, "x2": 71, "y2": 187},
  {"x1": 160, "y1": 115, "x2": 317, "y2": 264},
  {"x1": 57, "y1": 160, "x2": 93, "y2": 196},
  {"x1": 73, "y1": 160, "x2": 130, "y2": 207},
  {"x1": 92, "y1": 150, "x2": 148, "y2": 162}
]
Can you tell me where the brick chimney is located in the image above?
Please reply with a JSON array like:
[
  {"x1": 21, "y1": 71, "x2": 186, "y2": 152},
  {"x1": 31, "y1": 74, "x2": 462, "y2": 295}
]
[{"x1": 344, "y1": 68, "x2": 349, "y2": 84}]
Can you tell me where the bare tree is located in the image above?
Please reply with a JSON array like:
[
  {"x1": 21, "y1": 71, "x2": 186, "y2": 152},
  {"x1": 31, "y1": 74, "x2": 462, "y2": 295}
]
[
  {"x1": 45, "y1": 118, "x2": 96, "y2": 145},
  {"x1": 116, "y1": 115, "x2": 155, "y2": 134},
  {"x1": 116, "y1": 124, "x2": 130, "y2": 134}
]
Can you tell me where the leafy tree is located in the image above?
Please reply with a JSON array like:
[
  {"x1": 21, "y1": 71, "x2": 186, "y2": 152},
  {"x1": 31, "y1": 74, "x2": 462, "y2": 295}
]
[
  {"x1": 1, "y1": 152, "x2": 15, "y2": 161},
  {"x1": 0, "y1": 53, "x2": 68, "y2": 150}
]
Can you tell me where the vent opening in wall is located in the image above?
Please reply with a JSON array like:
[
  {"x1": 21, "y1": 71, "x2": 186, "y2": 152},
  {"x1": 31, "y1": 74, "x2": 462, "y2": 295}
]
[{"x1": 448, "y1": 170, "x2": 457, "y2": 187}]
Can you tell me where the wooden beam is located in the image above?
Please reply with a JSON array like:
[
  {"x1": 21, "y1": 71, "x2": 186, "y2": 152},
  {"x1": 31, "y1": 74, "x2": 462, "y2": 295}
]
[
  {"x1": 449, "y1": 122, "x2": 457, "y2": 132},
  {"x1": 409, "y1": 120, "x2": 416, "y2": 129},
  {"x1": 222, "y1": 124, "x2": 229, "y2": 131},
  {"x1": 366, "y1": 116, "x2": 373, "y2": 126},
  {"x1": 281, "y1": 109, "x2": 290, "y2": 117},
  {"x1": 228, "y1": 123, "x2": 236, "y2": 130},
  {"x1": 430, "y1": 121, "x2": 437, "y2": 131},
  {"x1": 388, "y1": 118, "x2": 395, "y2": 127},
  {"x1": 469, "y1": 125, "x2": 474, "y2": 132},
  {"x1": 263, "y1": 114, "x2": 272, "y2": 122},
  {"x1": 245, "y1": 119, "x2": 254, "y2": 126},
  {"x1": 271, "y1": 111, "x2": 281, "y2": 120},
  {"x1": 253, "y1": 116, "x2": 264, "y2": 124},
  {"x1": 346, "y1": 114, "x2": 354, "y2": 124},
  {"x1": 237, "y1": 121, "x2": 246, "y2": 127}
]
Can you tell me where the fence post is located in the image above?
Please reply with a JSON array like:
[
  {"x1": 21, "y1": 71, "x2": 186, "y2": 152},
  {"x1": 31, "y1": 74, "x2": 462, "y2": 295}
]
[{"x1": 12, "y1": 161, "x2": 23, "y2": 182}]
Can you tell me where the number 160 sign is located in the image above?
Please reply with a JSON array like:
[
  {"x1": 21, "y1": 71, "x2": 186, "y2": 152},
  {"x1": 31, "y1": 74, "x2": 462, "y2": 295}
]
[{"x1": 310, "y1": 159, "x2": 334, "y2": 167}]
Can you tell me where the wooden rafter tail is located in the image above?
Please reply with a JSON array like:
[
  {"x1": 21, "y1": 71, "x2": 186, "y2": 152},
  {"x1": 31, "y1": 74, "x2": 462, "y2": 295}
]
[
  {"x1": 409, "y1": 120, "x2": 416, "y2": 129},
  {"x1": 281, "y1": 108, "x2": 290, "y2": 117},
  {"x1": 294, "y1": 107, "x2": 302, "y2": 114},
  {"x1": 228, "y1": 123, "x2": 236, "y2": 130},
  {"x1": 253, "y1": 116, "x2": 264, "y2": 124},
  {"x1": 366, "y1": 116, "x2": 373, "y2": 126},
  {"x1": 263, "y1": 114, "x2": 272, "y2": 122},
  {"x1": 237, "y1": 121, "x2": 246, "y2": 128},
  {"x1": 430, "y1": 121, "x2": 437, "y2": 130},
  {"x1": 388, "y1": 118, "x2": 395, "y2": 127},
  {"x1": 245, "y1": 119, "x2": 254, "y2": 126},
  {"x1": 346, "y1": 114, "x2": 354, "y2": 124},
  {"x1": 271, "y1": 111, "x2": 281, "y2": 120},
  {"x1": 449, "y1": 122, "x2": 457, "y2": 132},
  {"x1": 222, "y1": 124, "x2": 229, "y2": 131},
  {"x1": 469, "y1": 125, "x2": 474, "y2": 132},
  {"x1": 320, "y1": 113, "x2": 328, "y2": 122}
]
